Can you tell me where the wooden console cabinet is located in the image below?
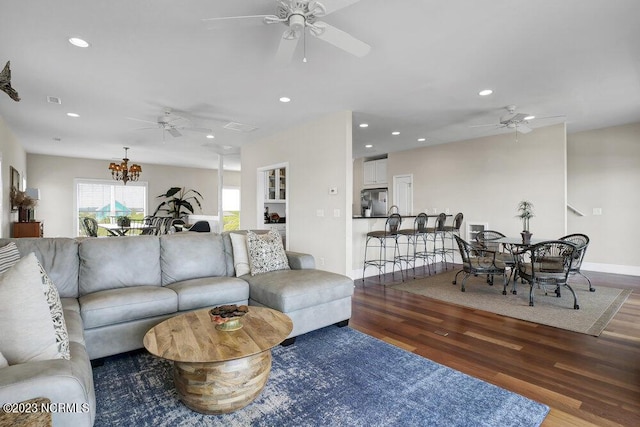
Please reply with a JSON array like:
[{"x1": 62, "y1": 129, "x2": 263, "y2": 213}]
[{"x1": 13, "y1": 221, "x2": 43, "y2": 238}]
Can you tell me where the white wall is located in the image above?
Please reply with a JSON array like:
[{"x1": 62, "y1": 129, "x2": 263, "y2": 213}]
[
  {"x1": 567, "y1": 122, "x2": 640, "y2": 274},
  {"x1": 0, "y1": 116, "x2": 27, "y2": 238},
  {"x1": 26, "y1": 153, "x2": 240, "y2": 237},
  {"x1": 241, "y1": 111, "x2": 353, "y2": 275}
]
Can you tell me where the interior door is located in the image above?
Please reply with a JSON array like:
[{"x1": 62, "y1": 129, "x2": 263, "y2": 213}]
[{"x1": 393, "y1": 175, "x2": 413, "y2": 216}]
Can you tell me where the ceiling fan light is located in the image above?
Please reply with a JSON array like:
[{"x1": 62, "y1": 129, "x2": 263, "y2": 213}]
[
  {"x1": 289, "y1": 14, "x2": 306, "y2": 33},
  {"x1": 524, "y1": 115, "x2": 535, "y2": 121}
]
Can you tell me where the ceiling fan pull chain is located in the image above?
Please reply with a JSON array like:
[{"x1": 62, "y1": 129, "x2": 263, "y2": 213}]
[{"x1": 303, "y1": 26, "x2": 308, "y2": 62}]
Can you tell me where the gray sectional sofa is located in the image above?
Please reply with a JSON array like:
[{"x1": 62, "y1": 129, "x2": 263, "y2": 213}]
[{"x1": 0, "y1": 231, "x2": 354, "y2": 426}]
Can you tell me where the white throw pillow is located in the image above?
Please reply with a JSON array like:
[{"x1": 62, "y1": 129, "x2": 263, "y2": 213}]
[
  {"x1": 0, "y1": 253, "x2": 61, "y2": 365},
  {"x1": 0, "y1": 242, "x2": 21, "y2": 274},
  {"x1": 230, "y1": 232, "x2": 251, "y2": 277},
  {"x1": 0, "y1": 351, "x2": 8, "y2": 368},
  {"x1": 0, "y1": 245, "x2": 70, "y2": 360},
  {"x1": 246, "y1": 230, "x2": 290, "y2": 276}
]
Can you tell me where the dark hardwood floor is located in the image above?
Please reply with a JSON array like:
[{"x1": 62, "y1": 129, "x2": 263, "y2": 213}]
[{"x1": 350, "y1": 264, "x2": 640, "y2": 426}]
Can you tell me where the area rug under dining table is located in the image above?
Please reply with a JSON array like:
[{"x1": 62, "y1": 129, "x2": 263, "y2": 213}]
[
  {"x1": 93, "y1": 326, "x2": 549, "y2": 426},
  {"x1": 389, "y1": 269, "x2": 631, "y2": 336}
]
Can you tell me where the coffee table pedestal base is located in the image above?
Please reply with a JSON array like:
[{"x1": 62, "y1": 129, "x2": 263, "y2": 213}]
[{"x1": 174, "y1": 350, "x2": 272, "y2": 414}]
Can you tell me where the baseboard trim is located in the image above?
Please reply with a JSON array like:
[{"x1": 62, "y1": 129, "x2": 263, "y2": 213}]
[{"x1": 582, "y1": 262, "x2": 640, "y2": 277}]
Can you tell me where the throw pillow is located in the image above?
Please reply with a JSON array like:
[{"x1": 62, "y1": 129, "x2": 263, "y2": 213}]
[
  {"x1": 0, "y1": 253, "x2": 61, "y2": 365},
  {"x1": 37, "y1": 261, "x2": 71, "y2": 360},
  {"x1": 230, "y1": 232, "x2": 251, "y2": 277},
  {"x1": 0, "y1": 242, "x2": 21, "y2": 274},
  {"x1": 0, "y1": 351, "x2": 8, "y2": 368},
  {"x1": 246, "y1": 230, "x2": 290, "y2": 276},
  {"x1": 0, "y1": 244, "x2": 70, "y2": 361}
]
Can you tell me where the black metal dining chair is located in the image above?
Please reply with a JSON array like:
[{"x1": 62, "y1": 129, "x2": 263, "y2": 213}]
[
  {"x1": 559, "y1": 233, "x2": 594, "y2": 292},
  {"x1": 453, "y1": 235, "x2": 509, "y2": 294},
  {"x1": 513, "y1": 240, "x2": 579, "y2": 309}
]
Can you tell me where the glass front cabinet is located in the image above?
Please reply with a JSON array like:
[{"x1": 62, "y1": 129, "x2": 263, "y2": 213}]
[{"x1": 265, "y1": 167, "x2": 286, "y2": 202}]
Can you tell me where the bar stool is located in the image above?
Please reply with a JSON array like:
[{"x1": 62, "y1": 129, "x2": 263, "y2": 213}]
[
  {"x1": 443, "y1": 212, "x2": 464, "y2": 265},
  {"x1": 425, "y1": 213, "x2": 448, "y2": 270},
  {"x1": 398, "y1": 213, "x2": 432, "y2": 278},
  {"x1": 362, "y1": 213, "x2": 404, "y2": 282}
]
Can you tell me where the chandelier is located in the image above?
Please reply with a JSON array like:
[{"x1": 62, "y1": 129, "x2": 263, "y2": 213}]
[{"x1": 108, "y1": 147, "x2": 141, "y2": 185}]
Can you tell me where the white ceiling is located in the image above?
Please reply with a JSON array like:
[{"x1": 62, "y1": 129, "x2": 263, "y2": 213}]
[{"x1": 1, "y1": 0, "x2": 639, "y2": 171}]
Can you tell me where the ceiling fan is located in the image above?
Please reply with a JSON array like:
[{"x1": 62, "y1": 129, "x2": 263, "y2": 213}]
[
  {"x1": 126, "y1": 108, "x2": 213, "y2": 140},
  {"x1": 202, "y1": 0, "x2": 371, "y2": 62},
  {"x1": 471, "y1": 105, "x2": 565, "y2": 140}
]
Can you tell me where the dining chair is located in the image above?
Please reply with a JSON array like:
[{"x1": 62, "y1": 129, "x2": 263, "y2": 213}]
[
  {"x1": 513, "y1": 240, "x2": 579, "y2": 309},
  {"x1": 475, "y1": 230, "x2": 517, "y2": 284},
  {"x1": 559, "y1": 233, "x2": 594, "y2": 292},
  {"x1": 452, "y1": 235, "x2": 509, "y2": 294},
  {"x1": 81, "y1": 217, "x2": 99, "y2": 237}
]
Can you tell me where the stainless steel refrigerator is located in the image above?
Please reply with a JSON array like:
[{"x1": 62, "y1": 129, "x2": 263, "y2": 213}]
[{"x1": 360, "y1": 188, "x2": 388, "y2": 217}]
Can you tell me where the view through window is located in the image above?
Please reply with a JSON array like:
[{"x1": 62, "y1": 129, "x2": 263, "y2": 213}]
[
  {"x1": 222, "y1": 187, "x2": 240, "y2": 231},
  {"x1": 76, "y1": 180, "x2": 148, "y2": 237}
]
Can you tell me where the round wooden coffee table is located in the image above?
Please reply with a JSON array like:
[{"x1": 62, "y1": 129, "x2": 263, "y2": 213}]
[{"x1": 143, "y1": 306, "x2": 292, "y2": 414}]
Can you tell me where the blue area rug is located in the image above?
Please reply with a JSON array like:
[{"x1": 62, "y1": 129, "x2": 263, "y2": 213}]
[{"x1": 93, "y1": 327, "x2": 549, "y2": 426}]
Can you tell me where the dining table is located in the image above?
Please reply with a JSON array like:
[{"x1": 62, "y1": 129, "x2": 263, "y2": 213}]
[{"x1": 98, "y1": 223, "x2": 157, "y2": 236}]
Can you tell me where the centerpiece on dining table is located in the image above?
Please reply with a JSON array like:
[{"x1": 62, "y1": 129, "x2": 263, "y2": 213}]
[
  {"x1": 516, "y1": 200, "x2": 535, "y2": 244},
  {"x1": 209, "y1": 304, "x2": 249, "y2": 331}
]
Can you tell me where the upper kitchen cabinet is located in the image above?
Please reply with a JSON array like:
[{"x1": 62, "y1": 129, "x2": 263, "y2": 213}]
[
  {"x1": 265, "y1": 167, "x2": 286, "y2": 202},
  {"x1": 363, "y1": 158, "x2": 387, "y2": 185}
]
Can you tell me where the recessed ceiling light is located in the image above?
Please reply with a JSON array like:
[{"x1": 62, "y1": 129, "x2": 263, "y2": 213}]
[
  {"x1": 279, "y1": 97, "x2": 291, "y2": 103},
  {"x1": 359, "y1": 123, "x2": 369, "y2": 128},
  {"x1": 365, "y1": 144, "x2": 373, "y2": 148},
  {"x1": 66, "y1": 112, "x2": 80, "y2": 118},
  {"x1": 417, "y1": 138, "x2": 426, "y2": 142},
  {"x1": 478, "y1": 89, "x2": 493, "y2": 96},
  {"x1": 68, "y1": 37, "x2": 90, "y2": 48},
  {"x1": 206, "y1": 134, "x2": 215, "y2": 139},
  {"x1": 524, "y1": 115, "x2": 535, "y2": 121},
  {"x1": 392, "y1": 131, "x2": 400, "y2": 136}
]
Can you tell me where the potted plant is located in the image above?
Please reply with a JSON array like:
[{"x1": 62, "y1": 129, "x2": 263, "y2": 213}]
[
  {"x1": 10, "y1": 188, "x2": 37, "y2": 222},
  {"x1": 516, "y1": 200, "x2": 534, "y2": 244},
  {"x1": 154, "y1": 187, "x2": 203, "y2": 219},
  {"x1": 117, "y1": 216, "x2": 131, "y2": 227}
]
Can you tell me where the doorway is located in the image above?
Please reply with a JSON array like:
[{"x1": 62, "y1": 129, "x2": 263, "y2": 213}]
[{"x1": 393, "y1": 174, "x2": 413, "y2": 216}]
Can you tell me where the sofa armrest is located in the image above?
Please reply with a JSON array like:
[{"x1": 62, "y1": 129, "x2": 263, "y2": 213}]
[{"x1": 286, "y1": 251, "x2": 315, "y2": 270}]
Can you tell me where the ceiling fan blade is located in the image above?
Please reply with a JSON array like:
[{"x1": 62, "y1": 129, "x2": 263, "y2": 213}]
[
  {"x1": 201, "y1": 15, "x2": 276, "y2": 30},
  {"x1": 318, "y1": 0, "x2": 362, "y2": 15},
  {"x1": 310, "y1": 22, "x2": 371, "y2": 57},
  {"x1": 184, "y1": 127, "x2": 214, "y2": 134},
  {"x1": 275, "y1": 33, "x2": 300, "y2": 63},
  {"x1": 534, "y1": 114, "x2": 566, "y2": 121},
  {"x1": 125, "y1": 117, "x2": 158, "y2": 125},
  {"x1": 167, "y1": 128, "x2": 182, "y2": 138},
  {"x1": 517, "y1": 125, "x2": 533, "y2": 134},
  {"x1": 469, "y1": 123, "x2": 499, "y2": 128}
]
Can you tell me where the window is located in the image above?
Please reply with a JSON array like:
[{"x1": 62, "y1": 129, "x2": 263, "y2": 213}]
[
  {"x1": 75, "y1": 179, "x2": 148, "y2": 237},
  {"x1": 222, "y1": 187, "x2": 240, "y2": 231}
]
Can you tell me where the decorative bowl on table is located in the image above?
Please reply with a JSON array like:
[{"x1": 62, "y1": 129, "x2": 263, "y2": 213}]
[{"x1": 209, "y1": 304, "x2": 249, "y2": 331}]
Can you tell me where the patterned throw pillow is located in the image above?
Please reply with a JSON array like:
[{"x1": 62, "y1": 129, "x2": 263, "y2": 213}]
[
  {"x1": 246, "y1": 230, "x2": 290, "y2": 276},
  {"x1": 0, "y1": 244, "x2": 70, "y2": 361},
  {"x1": 0, "y1": 242, "x2": 21, "y2": 274},
  {"x1": 36, "y1": 261, "x2": 71, "y2": 360}
]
